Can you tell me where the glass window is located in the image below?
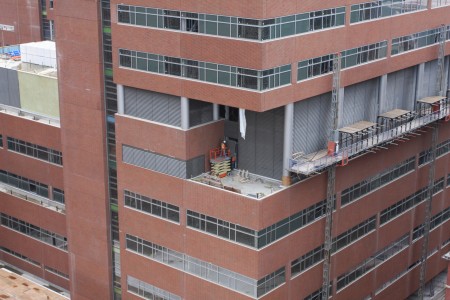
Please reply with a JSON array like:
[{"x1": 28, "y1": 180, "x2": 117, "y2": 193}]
[
  {"x1": 217, "y1": 16, "x2": 230, "y2": 36},
  {"x1": 204, "y1": 14, "x2": 218, "y2": 35},
  {"x1": 118, "y1": 5, "x2": 346, "y2": 41},
  {"x1": 1, "y1": 213, "x2": 67, "y2": 250},
  {"x1": 280, "y1": 15, "x2": 295, "y2": 37},
  {"x1": 125, "y1": 233, "x2": 264, "y2": 297},
  {"x1": 391, "y1": 27, "x2": 442, "y2": 56},
  {"x1": 119, "y1": 48, "x2": 291, "y2": 91},
  {"x1": 164, "y1": 10, "x2": 180, "y2": 30},
  {"x1": 238, "y1": 18, "x2": 259, "y2": 40},
  {"x1": 124, "y1": 190, "x2": 180, "y2": 223}
]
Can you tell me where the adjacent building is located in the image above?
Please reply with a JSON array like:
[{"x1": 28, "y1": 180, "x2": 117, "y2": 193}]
[
  {"x1": 1, "y1": 0, "x2": 450, "y2": 300},
  {"x1": 0, "y1": 39, "x2": 67, "y2": 294}
]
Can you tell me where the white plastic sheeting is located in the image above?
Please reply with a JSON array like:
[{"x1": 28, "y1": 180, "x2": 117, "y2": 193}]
[
  {"x1": 20, "y1": 41, "x2": 56, "y2": 68},
  {"x1": 239, "y1": 108, "x2": 246, "y2": 139}
]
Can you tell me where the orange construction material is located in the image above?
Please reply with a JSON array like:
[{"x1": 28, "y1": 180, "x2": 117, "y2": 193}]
[
  {"x1": 432, "y1": 104, "x2": 440, "y2": 113},
  {"x1": 210, "y1": 148, "x2": 219, "y2": 160},
  {"x1": 327, "y1": 141, "x2": 336, "y2": 156},
  {"x1": 340, "y1": 150, "x2": 349, "y2": 166},
  {"x1": 210, "y1": 147, "x2": 230, "y2": 160}
]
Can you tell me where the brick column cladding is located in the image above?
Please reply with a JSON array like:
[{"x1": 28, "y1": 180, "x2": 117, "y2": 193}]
[
  {"x1": 446, "y1": 261, "x2": 450, "y2": 300},
  {"x1": 55, "y1": 1, "x2": 113, "y2": 299},
  {"x1": 0, "y1": 0, "x2": 41, "y2": 44}
]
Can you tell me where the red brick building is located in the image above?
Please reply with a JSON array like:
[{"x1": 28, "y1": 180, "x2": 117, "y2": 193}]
[{"x1": 1, "y1": 0, "x2": 450, "y2": 299}]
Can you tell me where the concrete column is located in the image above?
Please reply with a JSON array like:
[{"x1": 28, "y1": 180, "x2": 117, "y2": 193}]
[
  {"x1": 225, "y1": 106, "x2": 230, "y2": 120},
  {"x1": 415, "y1": 63, "x2": 425, "y2": 102},
  {"x1": 213, "y1": 103, "x2": 219, "y2": 121},
  {"x1": 445, "y1": 56, "x2": 450, "y2": 93},
  {"x1": 49, "y1": 20, "x2": 54, "y2": 41},
  {"x1": 48, "y1": 186, "x2": 53, "y2": 200},
  {"x1": 181, "y1": 96, "x2": 189, "y2": 130},
  {"x1": 117, "y1": 84, "x2": 124, "y2": 114},
  {"x1": 181, "y1": 14, "x2": 187, "y2": 31},
  {"x1": 336, "y1": 87, "x2": 345, "y2": 129},
  {"x1": 257, "y1": 71, "x2": 261, "y2": 91},
  {"x1": 378, "y1": 74, "x2": 387, "y2": 115},
  {"x1": 282, "y1": 103, "x2": 294, "y2": 186}
]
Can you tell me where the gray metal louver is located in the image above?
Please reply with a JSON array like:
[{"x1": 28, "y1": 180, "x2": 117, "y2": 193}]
[
  {"x1": 122, "y1": 145, "x2": 193, "y2": 179},
  {"x1": 293, "y1": 93, "x2": 331, "y2": 155},
  {"x1": 386, "y1": 66, "x2": 415, "y2": 112},
  {"x1": 123, "y1": 87, "x2": 181, "y2": 127}
]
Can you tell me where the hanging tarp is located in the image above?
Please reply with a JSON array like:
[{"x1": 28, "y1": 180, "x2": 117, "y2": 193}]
[{"x1": 239, "y1": 108, "x2": 246, "y2": 139}]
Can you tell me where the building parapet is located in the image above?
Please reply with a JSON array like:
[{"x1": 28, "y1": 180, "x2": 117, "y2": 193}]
[
  {"x1": 190, "y1": 169, "x2": 284, "y2": 200},
  {"x1": 0, "y1": 104, "x2": 60, "y2": 127},
  {"x1": 0, "y1": 182, "x2": 65, "y2": 213}
]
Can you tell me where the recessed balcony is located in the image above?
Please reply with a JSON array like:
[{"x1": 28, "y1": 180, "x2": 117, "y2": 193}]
[{"x1": 190, "y1": 169, "x2": 285, "y2": 200}]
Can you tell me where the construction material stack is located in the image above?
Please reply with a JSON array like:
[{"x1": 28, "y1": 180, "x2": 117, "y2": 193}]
[{"x1": 210, "y1": 142, "x2": 231, "y2": 178}]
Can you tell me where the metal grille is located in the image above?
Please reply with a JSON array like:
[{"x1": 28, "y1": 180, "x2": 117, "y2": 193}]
[
  {"x1": 293, "y1": 93, "x2": 332, "y2": 154},
  {"x1": 0, "y1": 69, "x2": 20, "y2": 108},
  {"x1": 124, "y1": 87, "x2": 181, "y2": 126},
  {"x1": 122, "y1": 145, "x2": 204, "y2": 179},
  {"x1": 238, "y1": 108, "x2": 284, "y2": 179},
  {"x1": 420, "y1": 60, "x2": 439, "y2": 98},
  {"x1": 342, "y1": 78, "x2": 378, "y2": 126},
  {"x1": 385, "y1": 66, "x2": 416, "y2": 111}
]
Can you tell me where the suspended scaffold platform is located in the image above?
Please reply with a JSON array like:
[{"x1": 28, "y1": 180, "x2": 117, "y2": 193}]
[{"x1": 289, "y1": 96, "x2": 450, "y2": 176}]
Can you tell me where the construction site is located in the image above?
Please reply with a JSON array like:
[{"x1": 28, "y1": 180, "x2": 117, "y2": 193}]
[{"x1": 0, "y1": 0, "x2": 450, "y2": 300}]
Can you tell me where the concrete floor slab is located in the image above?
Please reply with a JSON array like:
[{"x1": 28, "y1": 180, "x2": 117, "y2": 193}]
[{"x1": 0, "y1": 268, "x2": 68, "y2": 300}]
